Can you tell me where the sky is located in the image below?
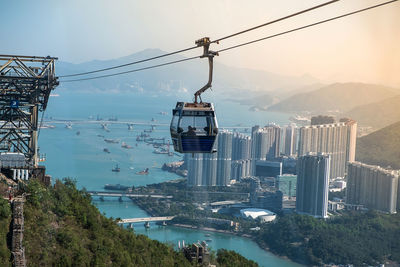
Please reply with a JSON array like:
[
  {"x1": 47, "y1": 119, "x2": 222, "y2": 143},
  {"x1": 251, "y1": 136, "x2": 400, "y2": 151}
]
[{"x1": 1, "y1": 0, "x2": 399, "y2": 87}]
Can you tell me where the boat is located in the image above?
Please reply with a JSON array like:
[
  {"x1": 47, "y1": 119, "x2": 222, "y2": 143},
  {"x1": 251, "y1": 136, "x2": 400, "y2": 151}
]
[
  {"x1": 206, "y1": 239, "x2": 212, "y2": 242},
  {"x1": 104, "y1": 184, "x2": 130, "y2": 191},
  {"x1": 136, "y1": 168, "x2": 149, "y2": 175},
  {"x1": 158, "y1": 111, "x2": 168, "y2": 115},
  {"x1": 112, "y1": 164, "x2": 120, "y2": 172},
  {"x1": 103, "y1": 148, "x2": 110, "y2": 153},
  {"x1": 65, "y1": 123, "x2": 72, "y2": 129},
  {"x1": 76, "y1": 131, "x2": 80, "y2": 136},
  {"x1": 101, "y1": 123, "x2": 110, "y2": 132},
  {"x1": 204, "y1": 234, "x2": 211, "y2": 237},
  {"x1": 121, "y1": 142, "x2": 133, "y2": 149},
  {"x1": 144, "y1": 222, "x2": 150, "y2": 228},
  {"x1": 97, "y1": 134, "x2": 105, "y2": 138},
  {"x1": 104, "y1": 138, "x2": 119, "y2": 144}
]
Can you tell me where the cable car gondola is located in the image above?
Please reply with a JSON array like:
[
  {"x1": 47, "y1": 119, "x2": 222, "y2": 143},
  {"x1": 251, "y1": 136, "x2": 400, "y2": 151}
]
[
  {"x1": 171, "y1": 102, "x2": 218, "y2": 153},
  {"x1": 170, "y1": 37, "x2": 219, "y2": 154}
]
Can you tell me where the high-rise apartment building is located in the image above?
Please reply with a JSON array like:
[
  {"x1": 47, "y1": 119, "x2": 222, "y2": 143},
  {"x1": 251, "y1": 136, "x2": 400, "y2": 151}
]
[
  {"x1": 187, "y1": 154, "x2": 204, "y2": 186},
  {"x1": 346, "y1": 162, "x2": 399, "y2": 213},
  {"x1": 284, "y1": 124, "x2": 297, "y2": 156},
  {"x1": 216, "y1": 131, "x2": 233, "y2": 186},
  {"x1": 251, "y1": 124, "x2": 281, "y2": 175},
  {"x1": 186, "y1": 130, "x2": 233, "y2": 186},
  {"x1": 296, "y1": 153, "x2": 330, "y2": 218},
  {"x1": 232, "y1": 133, "x2": 251, "y2": 161},
  {"x1": 298, "y1": 120, "x2": 357, "y2": 179}
]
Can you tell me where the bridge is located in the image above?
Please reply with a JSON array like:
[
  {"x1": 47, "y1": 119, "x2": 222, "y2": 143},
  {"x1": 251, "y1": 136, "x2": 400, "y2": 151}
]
[
  {"x1": 118, "y1": 216, "x2": 175, "y2": 224},
  {"x1": 88, "y1": 191, "x2": 173, "y2": 199}
]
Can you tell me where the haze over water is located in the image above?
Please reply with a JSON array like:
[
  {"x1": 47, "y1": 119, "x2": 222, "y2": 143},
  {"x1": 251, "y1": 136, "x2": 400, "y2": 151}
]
[{"x1": 39, "y1": 92, "x2": 299, "y2": 267}]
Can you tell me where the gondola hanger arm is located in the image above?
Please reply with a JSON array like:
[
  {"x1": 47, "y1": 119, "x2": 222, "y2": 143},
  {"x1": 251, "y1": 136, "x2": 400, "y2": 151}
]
[{"x1": 194, "y1": 37, "x2": 218, "y2": 103}]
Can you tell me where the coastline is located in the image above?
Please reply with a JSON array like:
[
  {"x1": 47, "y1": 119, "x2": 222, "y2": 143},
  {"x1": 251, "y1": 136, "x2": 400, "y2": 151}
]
[{"x1": 169, "y1": 223, "x2": 300, "y2": 266}]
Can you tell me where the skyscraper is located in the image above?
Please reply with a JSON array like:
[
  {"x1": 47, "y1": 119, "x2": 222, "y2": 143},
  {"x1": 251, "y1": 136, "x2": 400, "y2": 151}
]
[
  {"x1": 232, "y1": 132, "x2": 251, "y2": 161},
  {"x1": 297, "y1": 120, "x2": 357, "y2": 179},
  {"x1": 296, "y1": 153, "x2": 330, "y2": 218},
  {"x1": 187, "y1": 154, "x2": 204, "y2": 186},
  {"x1": 216, "y1": 131, "x2": 233, "y2": 186},
  {"x1": 186, "y1": 130, "x2": 233, "y2": 186},
  {"x1": 346, "y1": 162, "x2": 399, "y2": 214},
  {"x1": 284, "y1": 124, "x2": 297, "y2": 156},
  {"x1": 251, "y1": 124, "x2": 281, "y2": 174}
]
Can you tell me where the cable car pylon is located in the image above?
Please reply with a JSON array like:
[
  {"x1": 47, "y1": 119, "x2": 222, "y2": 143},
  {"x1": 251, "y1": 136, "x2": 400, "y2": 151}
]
[{"x1": 170, "y1": 37, "x2": 219, "y2": 154}]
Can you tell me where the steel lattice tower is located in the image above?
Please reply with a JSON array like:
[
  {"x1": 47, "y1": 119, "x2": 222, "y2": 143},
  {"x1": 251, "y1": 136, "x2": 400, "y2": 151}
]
[{"x1": 0, "y1": 55, "x2": 58, "y2": 168}]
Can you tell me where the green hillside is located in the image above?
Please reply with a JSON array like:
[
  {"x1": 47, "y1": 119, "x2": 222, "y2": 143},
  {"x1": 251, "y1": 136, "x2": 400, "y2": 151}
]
[
  {"x1": 345, "y1": 95, "x2": 400, "y2": 129},
  {"x1": 356, "y1": 121, "x2": 400, "y2": 169},
  {"x1": 267, "y1": 83, "x2": 398, "y2": 114},
  {"x1": 16, "y1": 179, "x2": 258, "y2": 267}
]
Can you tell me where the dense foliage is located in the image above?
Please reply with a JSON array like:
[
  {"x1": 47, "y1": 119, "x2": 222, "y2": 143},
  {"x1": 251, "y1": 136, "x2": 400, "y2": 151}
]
[
  {"x1": 23, "y1": 179, "x2": 191, "y2": 267},
  {"x1": 0, "y1": 198, "x2": 11, "y2": 266},
  {"x1": 216, "y1": 249, "x2": 258, "y2": 267},
  {"x1": 356, "y1": 120, "x2": 400, "y2": 169},
  {"x1": 257, "y1": 212, "x2": 400, "y2": 266}
]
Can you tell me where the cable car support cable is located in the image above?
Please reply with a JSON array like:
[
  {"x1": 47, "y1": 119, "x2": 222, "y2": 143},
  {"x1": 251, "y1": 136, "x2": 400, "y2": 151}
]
[{"x1": 59, "y1": 0, "x2": 340, "y2": 79}]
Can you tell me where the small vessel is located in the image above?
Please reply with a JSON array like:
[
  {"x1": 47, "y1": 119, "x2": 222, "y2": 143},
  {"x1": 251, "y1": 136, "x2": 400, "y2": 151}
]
[
  {"x1": 158, "y1": 111, "x2": 167, "y2": 115},
  {"x1": 144, "y1": 222, "x2": 150, "y2": 228},
  {"x1": 104, "y1": 184, "x2": 130, "y2": 191},
  {"x1": 101, "y1": 123, "x2": 110, "y2": 132},
  {"x1": 104, "y1": 138, "x2": 119, "y2": 144},
  {"x1": 121, "y1": 142, "x2": 133, "y2": 149},
  {"x1": 76, "y1": 131, "x2": 80, "y2": 136},
  {"x1": 103, "y1": 148, "x2": 110, "y2": 153},
  {"x1": 206, "y1": 239, "x2": 212, "y2": 242},
  {"x1": 136, "y1": 168, "x2": 149, "y2": 175},
  {"x1": 112, "y1": 164, "x2": 121, "y2": 172},
  {"x1": 97, "y1": 134, "x2": 105, "y2": 138},
  {"x1": 65, "y1": 123, "x2": 72, "y2": 129},
  {"x1": 127, "y1": 124, "x2": 134, "y2": 131},
  {"x1": 204, "y1": 234, "x2": 211, "y2": 237},
  {"x1": 144, "y1": 129, "x2": 153, "y2": 133}
]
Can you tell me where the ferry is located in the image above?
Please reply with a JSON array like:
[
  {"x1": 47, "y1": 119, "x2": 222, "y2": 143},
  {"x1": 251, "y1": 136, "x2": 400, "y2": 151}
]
[{"x1": 104, "y1": 138, "x2": 119, "y2": 144}]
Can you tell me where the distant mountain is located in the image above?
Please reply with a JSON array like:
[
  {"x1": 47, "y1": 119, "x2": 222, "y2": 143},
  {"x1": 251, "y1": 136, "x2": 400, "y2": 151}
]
[
  {"x1": 345, "y1": 95, "x2": 400, "y2": 129},
  {"x1": 267, "y1": 83, "x2": 398, "y2": 114},
  {"x1": 356, "y1": 121, "x2": 400, "y2": 169},
  {"x1": 57, "y1": 49, "x2": 318, "y2": 99}
]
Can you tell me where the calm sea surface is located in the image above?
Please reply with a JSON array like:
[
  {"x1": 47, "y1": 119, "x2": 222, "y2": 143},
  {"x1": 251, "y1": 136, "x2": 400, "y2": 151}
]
[{"x1": 39, "y1": 92, "x2": 301, "y2": 267}]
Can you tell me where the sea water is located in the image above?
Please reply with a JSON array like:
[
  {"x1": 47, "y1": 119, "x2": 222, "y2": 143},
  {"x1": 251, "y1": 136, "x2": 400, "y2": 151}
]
[{"x1": 39, "y1": 91, "x2": 301, "y2": 267}]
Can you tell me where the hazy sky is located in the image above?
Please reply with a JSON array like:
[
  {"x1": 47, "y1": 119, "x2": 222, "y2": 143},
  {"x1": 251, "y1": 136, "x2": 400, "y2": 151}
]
[{"x1": 1, "y1": 0, "x2": 399, "y2": 87}]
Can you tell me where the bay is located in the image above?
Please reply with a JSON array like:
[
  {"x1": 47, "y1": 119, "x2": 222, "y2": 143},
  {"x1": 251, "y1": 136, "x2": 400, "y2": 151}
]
[{"x1": 39, "y1": 91, "x2": 300, "y2": 267}]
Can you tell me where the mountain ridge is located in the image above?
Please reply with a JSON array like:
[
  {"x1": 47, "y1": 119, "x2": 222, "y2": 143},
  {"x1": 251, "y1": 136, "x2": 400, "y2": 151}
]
[{"x1": 267, "y1": 82, "x2": 399, "y2": 114}]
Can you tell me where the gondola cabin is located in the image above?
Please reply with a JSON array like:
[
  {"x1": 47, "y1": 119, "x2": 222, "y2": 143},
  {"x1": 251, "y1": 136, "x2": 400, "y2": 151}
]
[{"x1": 170, "y1": 102, "x2": 218, "y2": 153}]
